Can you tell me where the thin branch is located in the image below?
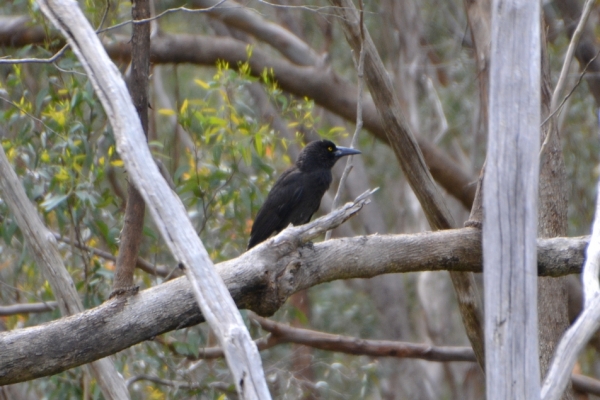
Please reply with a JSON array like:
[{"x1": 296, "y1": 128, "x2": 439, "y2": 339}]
[
  {"x1": 551, "y1": 0, "x2": 594, "y2": 109},
  {"x1": 96, "y1": 1, "x2": 227, "y2": 34},
  {"x1": 0, "y1": 95, "x2": 61, "y2": 136},
  {"x1": 325, "y1": 0, "x2": 364, "y2": 241},
  {"x1": 0, "y1": 301, "x2": 58, "y2": 316},
  {"x1": 0, "y1": 2, "x2": 227, "y2": 65},
  {"x1": 0, "y1": 44, "x2": 68, "y2": 65},
  {"x1": 540, "y1": 0, "x2": 595, "y2": 156},
  {"x1": 256, "y1": 1, "x2": 338, "y2": 15},
  {"x1": 52, "y1": 232, "x2": 175, "y2": 278},
  {"x1": 125, "y1": 374, "x2": 233, "y2": 393},
  {"x1": 250, "y1": 313, "x2": 475, "y2": 362},
  {"x1": 0, "y1": 1, "x2": 108, "y2": 65},
  {"x1": 540, "y1": 48, "x2": 600, "y2": 127},
  {"x1": 255, "y1": 188, "x2": 377, "y2": 255}
]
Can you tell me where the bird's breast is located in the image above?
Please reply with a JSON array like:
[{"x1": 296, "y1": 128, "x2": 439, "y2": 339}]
[{"x1": 305, "y1": 169, "x2": 333, "y2": 194}]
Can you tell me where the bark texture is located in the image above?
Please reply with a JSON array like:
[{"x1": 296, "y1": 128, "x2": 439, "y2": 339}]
[{"x1": 538, "y1": 24, "x2": 574, "y2": 400}]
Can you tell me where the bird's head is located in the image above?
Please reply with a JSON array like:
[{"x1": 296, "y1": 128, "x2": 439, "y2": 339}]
[{"x1": 296, "y1": 140, "x2": 361, "y2": 171}]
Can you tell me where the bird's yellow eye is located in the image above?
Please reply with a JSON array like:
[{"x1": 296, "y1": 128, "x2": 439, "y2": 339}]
[{"x1": 328, "y1": 146, "x2": 333, "y2": 152}]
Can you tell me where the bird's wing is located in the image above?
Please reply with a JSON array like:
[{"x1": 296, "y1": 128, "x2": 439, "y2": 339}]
[{"x1": 248, "y1": 168, "x2": 304, "y2": 248}]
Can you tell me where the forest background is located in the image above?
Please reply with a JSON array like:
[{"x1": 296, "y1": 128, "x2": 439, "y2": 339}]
[{"x1": 0, "y1": 0, "x2": 599, "y2": 399}]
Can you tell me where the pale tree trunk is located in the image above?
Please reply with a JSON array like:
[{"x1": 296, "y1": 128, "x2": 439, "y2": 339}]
[
  {"x1": 467, "y1": 2, "x2": 573, "y2": 398},
  {"x1": 483, "y1": 0, "x2": 541, "y2": 398}
]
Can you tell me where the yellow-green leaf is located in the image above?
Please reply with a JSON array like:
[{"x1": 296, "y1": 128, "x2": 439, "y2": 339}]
[
  {"x1": 40, "y1": 150, "x2": 50, "y2": 163},
  {"x1": 194, "y1": 79, "x2": 210, "y2": 89},
  {"x1": 54, "y1": 168, "x2": 70, "y2": 181},
  {"x1": 158, "y1": 108, "x2": 176, "y2": 116},
  {"x1": 180, "y1": 99, "x2": 189, "y2": 114}
]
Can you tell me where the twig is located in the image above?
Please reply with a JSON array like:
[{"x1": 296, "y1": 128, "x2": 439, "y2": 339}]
[
  {"x1": 325, "y1": 0, "x2": 365, "y2": 241},
  {"x1": 540, "y1": 0, "x2": 595, "y2": 156},
  {"x1": 52, "y1": 232, "x2": 174, "y2": 278},
  {"x1": 0, "y1": 1, "x2": 109, "y2": 65},
  {"x1": 0, "y1": 95, "x2": 61, "y2": 136},
  {"x1": 96, "y1": 1, "x2": 227, "y2": 34},
  {"x1": 0, "y1": 44, "x2": 68, "y2": 65},
  {"x1": 541, "y1": 49, "x2": 600, "y2": 127},
  {"x1": 0, "y1": 301, "x2": 58, "y2": 316},
  {"x1": 125, "y1": 374, "x2": 233, "y2": 392}
]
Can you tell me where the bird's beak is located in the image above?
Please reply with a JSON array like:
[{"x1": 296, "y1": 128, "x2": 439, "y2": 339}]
[{"x1": 334, "y1": 146, "x2": 361, "y2": 158}]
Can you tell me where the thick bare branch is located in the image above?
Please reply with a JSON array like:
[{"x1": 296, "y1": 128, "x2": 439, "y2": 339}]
[{"x1": 0, "y1": 221, "x2": 587, "y2": 384}]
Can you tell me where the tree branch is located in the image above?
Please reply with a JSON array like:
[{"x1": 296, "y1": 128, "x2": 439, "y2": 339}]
[
  {"x1": 111, "y1": 0, "x2": 151, "y2": 297},
  {"x1": 250, "y1": 313, "x2": 475, "y2": 362},
  {"x1": 0, "y1": 220, "x2": 587, "y2": 384},
  {"x1": 0, "y1": 301, "x2": 58, "y2": 316}
]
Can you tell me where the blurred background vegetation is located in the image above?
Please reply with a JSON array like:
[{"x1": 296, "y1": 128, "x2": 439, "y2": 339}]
[{"x1": 0, "y1": 0, "x2": 598, "y2": 398}]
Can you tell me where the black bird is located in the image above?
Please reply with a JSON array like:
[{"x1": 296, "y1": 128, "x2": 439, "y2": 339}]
[{"x1": 247, "y1": 139, "x2": 361, "y2": 249}]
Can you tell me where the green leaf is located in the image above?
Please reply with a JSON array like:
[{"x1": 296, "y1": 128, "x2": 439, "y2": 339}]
[{"x1": 41, "y1": 193, "x2": 69, "y2": 211}]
